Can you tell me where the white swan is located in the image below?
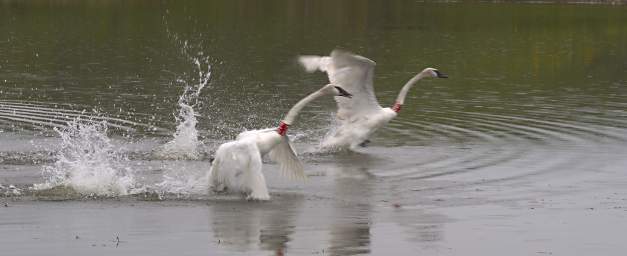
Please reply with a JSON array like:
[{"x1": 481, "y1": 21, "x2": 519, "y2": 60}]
[
  {"x1": 208, "y1": 83, "x2": 352, "y2": 200},
  {"x1": 299, "y1": 49, "x2": 447, "y2": 150}
]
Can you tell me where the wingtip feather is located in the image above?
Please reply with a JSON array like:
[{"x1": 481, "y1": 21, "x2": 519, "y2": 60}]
[
  {"x1": 269, "y1": 136, "x2": 307, "y2": 182},
  {"x1": 298, "y1": 55, "x2": 324, "y2": 73}
]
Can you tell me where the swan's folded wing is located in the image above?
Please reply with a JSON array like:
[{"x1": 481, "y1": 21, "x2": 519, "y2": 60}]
[
  {"x1": 329, "y1": 50, "x2": 382, "y2": 119},
  {"x1": 268, "y1": 135, "x2": 305, "y2": 180}
]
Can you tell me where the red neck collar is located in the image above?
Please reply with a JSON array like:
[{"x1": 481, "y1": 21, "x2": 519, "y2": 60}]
[
  {"x1": 276, "y1": 121, "x2": 289, "y2": 136},
  {"x1": 391, "y1": 102, "x2": 402, "y2": 113}
]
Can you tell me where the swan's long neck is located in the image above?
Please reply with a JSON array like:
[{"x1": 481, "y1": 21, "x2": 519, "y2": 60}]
[
  {"x1": 277, "y1": 89, "x2": 325, "y2": 136},
  {"x1": 392, "y1": 72, "x2": 428, "y2": 113}
]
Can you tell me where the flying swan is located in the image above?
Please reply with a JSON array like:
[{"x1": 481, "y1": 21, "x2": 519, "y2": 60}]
[
  {"x1": 208, "y1": 83, "x2": 352, "y2": 200},
  {"x1": 298, "y1": 49, "x2": 447, "y2": 150}
]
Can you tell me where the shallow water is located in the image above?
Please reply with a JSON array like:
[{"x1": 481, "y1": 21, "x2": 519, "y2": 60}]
[{"x1": 2, "y1": 1, "x2": 627, "y2": 255}]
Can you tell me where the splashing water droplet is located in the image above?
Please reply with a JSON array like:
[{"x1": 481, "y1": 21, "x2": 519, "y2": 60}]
[
  {"x1": 154, "y1": 47, "x2": 211, "y2": 160},
  {"x1": 34, "y1": 118, "x2": 138, "y2": 196},
  {"x1": 157, "y1": 102, "x2": 201, "y2": 159}
]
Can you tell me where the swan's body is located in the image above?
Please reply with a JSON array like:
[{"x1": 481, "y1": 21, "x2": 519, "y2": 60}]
[
  {"x1": 299, "y1": 49, "x2": 447, "y2": 150},
  {"x1": 208, "y1": 84, "x2": 351, "y2": 200}
]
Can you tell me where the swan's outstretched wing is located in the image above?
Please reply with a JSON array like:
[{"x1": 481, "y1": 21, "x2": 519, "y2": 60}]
[
  {"x1": 330, "y1": 50, "x2": 382, "y2": 118},
  {"x1": 268, "y1": 135, "x2": 305, "y2": 180},
  {"x1": 298, "y1": 55, "x2": 332, "y2": 73},
  {"x1": 299, "y1": 49, "x2": 382, "y2": 119}
]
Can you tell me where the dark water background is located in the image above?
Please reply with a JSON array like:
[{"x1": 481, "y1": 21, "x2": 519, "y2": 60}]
[{"x1": 2, "y1": 1, "x2": 625, "y2": 140}]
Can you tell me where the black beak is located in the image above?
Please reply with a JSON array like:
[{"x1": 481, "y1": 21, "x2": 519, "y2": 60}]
[
  {"x1": 434, "y1": 70, "x2": 448, "y2": 78},
  {"x1": 334, "y1": 86, "x2": 352, "y2": 98}
]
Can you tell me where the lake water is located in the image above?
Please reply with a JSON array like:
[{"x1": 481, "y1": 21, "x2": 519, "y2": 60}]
[{"x1": 1, "y1": 1, "x2": 627, "y2": 255}]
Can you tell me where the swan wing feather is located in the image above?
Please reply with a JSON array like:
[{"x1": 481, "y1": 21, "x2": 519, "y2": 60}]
[
  {"x1": 298, "y1": 55, "x2": 332, "y2": 73},
  {"x1": 268, "y1": 135, "x2": 305, "y2": 180},
  {"x1": 330, "y1": 50, "x2": 382, "y2": 118},
  {"x1": 299, "y1": 50, "x2": 382, "y2": 120}
]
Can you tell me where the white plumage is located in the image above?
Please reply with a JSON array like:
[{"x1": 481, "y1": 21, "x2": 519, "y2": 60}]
[
  {"x1": 299, "y1": 49, "x2": 447, "y2": 150},
  {"x1": 208, "y1": 84, "x2": 352, "y2": 200},
  {"x1": 209, "y1": 139, "x2": 270, "y2": 200}
]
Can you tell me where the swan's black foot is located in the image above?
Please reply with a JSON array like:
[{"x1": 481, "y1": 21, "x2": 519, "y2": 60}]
[{"x1": 358, "y1": 140, "x2": 371, "y2": 147}]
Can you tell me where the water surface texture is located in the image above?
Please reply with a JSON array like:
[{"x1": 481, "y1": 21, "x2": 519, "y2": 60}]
[{"x1": 1, "y1": 1, "x2": 627, "y2": 255}]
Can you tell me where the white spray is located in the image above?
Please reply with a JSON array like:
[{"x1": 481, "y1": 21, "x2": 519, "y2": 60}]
[
  {"x1": 36, "y1": 119, "x2": 137, "y2": 196},
  {"x1": 155, "y1": 39, "x2": 212, "y2": 160}
]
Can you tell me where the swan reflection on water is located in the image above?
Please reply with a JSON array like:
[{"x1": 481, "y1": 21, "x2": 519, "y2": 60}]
[{"x1": 208, "y1": 194, "x2": 304, "y2": 255}]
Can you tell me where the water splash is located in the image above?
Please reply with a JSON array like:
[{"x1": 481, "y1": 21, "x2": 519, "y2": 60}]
[
  {"x1": 0, "y1": 184, "x2": 22, "y2": 196},
  {"x1": 157, "y1": 91, "x2": 201, "y2": 159},
  {"x1": 155, "y1": 39, "x2": 212, "y2": 160},
  {"x1": 35, "y1": 119, "x2": 138, "y2": 196},
  {"x1": 154, "y1": 171, "x2": 209, "y2": 197}
]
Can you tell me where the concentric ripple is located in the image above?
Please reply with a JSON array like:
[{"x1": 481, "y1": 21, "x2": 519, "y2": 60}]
[
  {"x1": 370, "y1": 109, "x2": 627, "y2": 190},
  {"x1": 0, "y1": 100, "x2": 167, "y2": 134}
]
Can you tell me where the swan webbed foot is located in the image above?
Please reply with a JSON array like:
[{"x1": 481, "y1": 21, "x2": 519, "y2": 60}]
[{"x1": 358, "y1": 140, "x2": 371, "y2": 147}]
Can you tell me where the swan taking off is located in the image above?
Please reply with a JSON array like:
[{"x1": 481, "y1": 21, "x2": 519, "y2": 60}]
[
  {"x1": 208, "y1": 84, "x2": 352, "y2": 200},
  {"x1": 299, "y1": 49, "x2": 447, "y2": 150}
]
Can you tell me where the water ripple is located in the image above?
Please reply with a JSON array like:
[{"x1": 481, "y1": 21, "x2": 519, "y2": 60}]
[
  {"x1": 371, "y1": 109, "x2": 627, "y2": 186},
  {"x1": 0, "y1": 100, "x2": 167, "y2": 134}
]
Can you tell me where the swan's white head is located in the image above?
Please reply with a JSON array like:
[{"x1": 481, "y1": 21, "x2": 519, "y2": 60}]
[
  {"x1": 322, "y1": 84, "x2": 352, "y2": 98},
  {"x1": 422, "y1": 68, "x2": 448, "y2": 78}
]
